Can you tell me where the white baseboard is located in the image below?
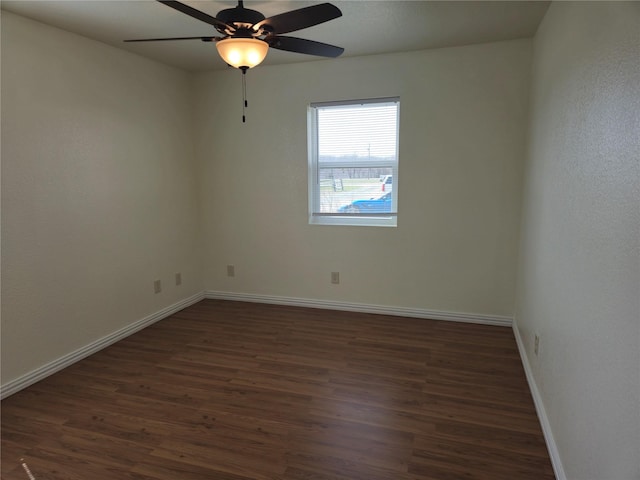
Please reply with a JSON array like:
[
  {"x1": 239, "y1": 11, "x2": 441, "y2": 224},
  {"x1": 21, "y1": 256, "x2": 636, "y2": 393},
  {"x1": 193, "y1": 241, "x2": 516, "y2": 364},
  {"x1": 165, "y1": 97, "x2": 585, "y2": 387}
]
[
  {"x1": 512, "y1": 322, "x2": 566, "y2": 480},
  {"x1": 204, "y1": 290, "x2": 513, "y2": 327},
  {"x1": 0, "y1": 292, "x2": 205, "y2": 400}
]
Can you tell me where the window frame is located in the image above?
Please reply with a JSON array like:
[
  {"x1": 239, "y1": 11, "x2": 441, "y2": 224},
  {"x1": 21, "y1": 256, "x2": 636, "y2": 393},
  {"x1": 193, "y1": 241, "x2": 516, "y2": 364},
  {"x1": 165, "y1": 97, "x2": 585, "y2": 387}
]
[{"x1": 307, "y1": 97, "x2": 400, "y2": 227}]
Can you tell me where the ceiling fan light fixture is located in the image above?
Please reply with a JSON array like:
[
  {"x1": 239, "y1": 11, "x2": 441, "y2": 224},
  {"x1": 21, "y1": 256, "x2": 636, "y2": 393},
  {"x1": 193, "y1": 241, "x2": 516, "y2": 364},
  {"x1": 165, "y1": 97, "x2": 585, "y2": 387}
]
[{"x1": 216, "y1": 37, "x2": 269, "y2": 69}]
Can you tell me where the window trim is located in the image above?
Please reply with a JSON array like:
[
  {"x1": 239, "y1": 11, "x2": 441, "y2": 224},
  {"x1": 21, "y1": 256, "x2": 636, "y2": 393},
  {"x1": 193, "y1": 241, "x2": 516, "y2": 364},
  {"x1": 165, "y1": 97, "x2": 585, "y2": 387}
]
[{"x1": 307, "y1": 97, "x2": 400, "y2": 227}]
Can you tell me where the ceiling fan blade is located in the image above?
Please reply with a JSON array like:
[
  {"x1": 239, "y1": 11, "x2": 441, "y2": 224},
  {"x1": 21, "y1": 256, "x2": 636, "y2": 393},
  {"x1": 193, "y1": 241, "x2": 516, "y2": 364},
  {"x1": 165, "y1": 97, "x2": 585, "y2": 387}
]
[
  {"x1": 266, "y1": 36, "x2": 344, "y2": 58},
  {"x1": 125, "y1": 36, "x2": 217, "y2": 42},
  {"x1": 157, "y1": 0, "x2": 232, "y2": 32},
  {"x1": 256, "y1": 3, "x2": 341, "y2": 35}
]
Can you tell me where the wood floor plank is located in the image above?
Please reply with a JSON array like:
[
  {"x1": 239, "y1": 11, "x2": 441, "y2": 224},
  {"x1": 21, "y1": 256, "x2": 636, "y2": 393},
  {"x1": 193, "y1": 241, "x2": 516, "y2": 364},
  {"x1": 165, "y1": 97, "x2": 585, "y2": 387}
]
[{"x1": 1, "y1": 299, "x2": 554, "y2": 479}]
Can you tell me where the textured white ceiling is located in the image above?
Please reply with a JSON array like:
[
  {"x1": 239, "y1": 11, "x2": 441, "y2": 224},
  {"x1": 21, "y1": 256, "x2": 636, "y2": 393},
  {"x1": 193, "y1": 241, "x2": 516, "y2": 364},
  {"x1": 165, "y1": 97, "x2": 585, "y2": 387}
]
[{"x1": 1, "y1": 1, "x2": 550, "y2": 72}]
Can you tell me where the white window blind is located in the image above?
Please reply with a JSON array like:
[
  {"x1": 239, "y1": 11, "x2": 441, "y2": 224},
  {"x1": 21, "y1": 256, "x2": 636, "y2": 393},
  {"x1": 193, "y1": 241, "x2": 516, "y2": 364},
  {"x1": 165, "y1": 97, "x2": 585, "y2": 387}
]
[{"x1": 308, "y1": 97, "x2": 399, "y2": 227}]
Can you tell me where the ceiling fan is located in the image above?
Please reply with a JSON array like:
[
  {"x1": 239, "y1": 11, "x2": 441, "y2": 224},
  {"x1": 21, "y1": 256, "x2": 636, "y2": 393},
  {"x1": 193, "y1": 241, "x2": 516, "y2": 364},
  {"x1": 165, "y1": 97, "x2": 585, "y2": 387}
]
[{"x1": 125, "y1": 0, "x2": 344, "y2": 70}]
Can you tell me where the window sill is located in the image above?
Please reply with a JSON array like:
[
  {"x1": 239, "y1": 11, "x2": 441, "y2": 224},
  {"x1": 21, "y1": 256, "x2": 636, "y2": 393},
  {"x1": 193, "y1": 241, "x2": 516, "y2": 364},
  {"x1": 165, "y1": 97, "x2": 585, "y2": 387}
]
[{"x1": 309, "y1": 215, "x2": 397, "y2": 227}]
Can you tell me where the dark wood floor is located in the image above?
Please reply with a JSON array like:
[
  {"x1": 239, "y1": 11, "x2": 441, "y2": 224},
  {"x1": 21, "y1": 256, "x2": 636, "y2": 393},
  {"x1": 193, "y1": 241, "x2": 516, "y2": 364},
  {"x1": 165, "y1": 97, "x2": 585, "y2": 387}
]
[{"x1": 1, "y1": 299, "x2": 554, "y2": 480}]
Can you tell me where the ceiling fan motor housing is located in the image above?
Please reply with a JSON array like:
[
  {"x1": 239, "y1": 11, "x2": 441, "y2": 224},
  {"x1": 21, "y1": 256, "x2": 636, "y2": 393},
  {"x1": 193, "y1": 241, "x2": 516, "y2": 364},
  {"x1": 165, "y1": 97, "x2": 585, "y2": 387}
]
[{"x1": 216, "y1": 6, "x2": 265, "y2": 31}]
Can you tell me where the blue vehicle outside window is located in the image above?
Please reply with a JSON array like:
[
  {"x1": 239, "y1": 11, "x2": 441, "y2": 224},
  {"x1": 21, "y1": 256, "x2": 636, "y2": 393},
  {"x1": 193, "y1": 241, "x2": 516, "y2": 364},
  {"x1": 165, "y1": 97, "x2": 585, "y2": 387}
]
[{"x1": 337, "y1": 192, "x2": 393, "y2": 214}]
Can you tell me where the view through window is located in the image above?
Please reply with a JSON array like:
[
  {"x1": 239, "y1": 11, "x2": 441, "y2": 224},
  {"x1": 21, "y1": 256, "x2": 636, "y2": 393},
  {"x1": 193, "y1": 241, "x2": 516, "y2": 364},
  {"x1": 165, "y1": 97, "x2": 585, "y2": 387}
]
[{"x1": 308, "y1": 98, "x2": 399, "y2": 226}]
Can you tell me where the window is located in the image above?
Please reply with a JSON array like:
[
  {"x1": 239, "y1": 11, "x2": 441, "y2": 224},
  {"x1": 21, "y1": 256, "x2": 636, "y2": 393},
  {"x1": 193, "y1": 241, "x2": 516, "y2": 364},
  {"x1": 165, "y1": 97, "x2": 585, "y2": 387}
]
[{"x1": 308, "y1": 97, "x2": 400, "y2": 227}]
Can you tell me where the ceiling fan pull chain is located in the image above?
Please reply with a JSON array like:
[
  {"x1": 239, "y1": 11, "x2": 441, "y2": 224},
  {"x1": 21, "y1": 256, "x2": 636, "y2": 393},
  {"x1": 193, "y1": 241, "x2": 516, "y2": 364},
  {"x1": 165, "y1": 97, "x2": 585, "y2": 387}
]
[{"x1": 241, "y1": 67, "x2": 248, "y2": 123}]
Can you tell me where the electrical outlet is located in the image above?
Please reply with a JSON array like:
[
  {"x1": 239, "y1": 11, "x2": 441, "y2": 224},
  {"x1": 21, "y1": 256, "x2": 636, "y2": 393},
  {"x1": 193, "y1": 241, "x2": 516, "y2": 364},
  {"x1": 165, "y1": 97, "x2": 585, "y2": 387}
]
[
  {"x1": 153, "y1": 280, "x2": 162, "y2": 294},
  {"x1": 175, "y1": 273, "x2": 182, "y2": 286},
  {"x1": 534, "y1": 334, "x2": 540, "y2": 356},
  {"x1": 227, "y1": 265, "x2": 235, "y2": 277},
  {"x1": 331, "y1": 272, "x2": 340, "y2": 284}
]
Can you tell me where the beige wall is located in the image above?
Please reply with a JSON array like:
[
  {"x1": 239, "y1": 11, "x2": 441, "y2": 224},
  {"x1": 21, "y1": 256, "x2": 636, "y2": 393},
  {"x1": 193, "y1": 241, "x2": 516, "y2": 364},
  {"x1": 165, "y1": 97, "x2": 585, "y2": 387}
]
[
  {"x1": 515, "y1": 2, "x2": 640, "y2": 479},
  {"x1": 1, "y1": 12, "x2": 202, "y2": 385},
  {"x1": 196, "y1": 39, "x2": 531, "y2": 317}
]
